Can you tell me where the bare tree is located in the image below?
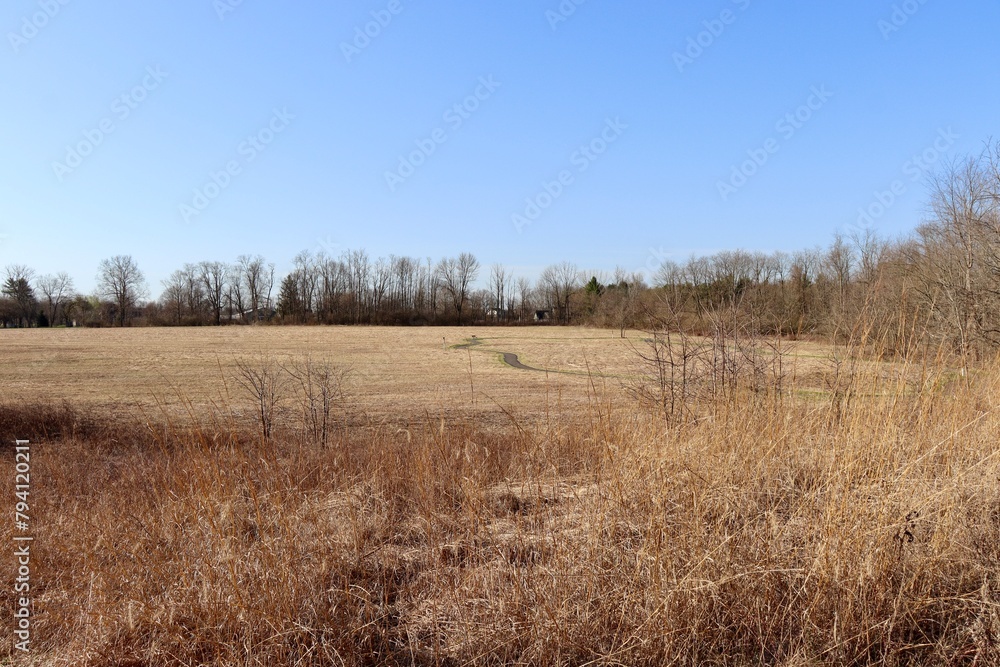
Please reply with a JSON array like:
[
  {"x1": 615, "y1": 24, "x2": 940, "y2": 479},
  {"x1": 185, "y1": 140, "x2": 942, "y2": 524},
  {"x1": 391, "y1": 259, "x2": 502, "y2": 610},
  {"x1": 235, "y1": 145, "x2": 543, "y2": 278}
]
[
  {"x1": 606, "y1": 266, "x2": 644, "y2": 337},
  {"x1": 370, "y1": 257, "x2": 391, "y2": 320},
  {"x1": 261, "y1": 262, "x2": 276, "y2": 319},
  {"x1": 489, "y1": 263, "x2": 511, "y2": 321},
  {"x1": 516, "y1": 276, "x2": 534, "y2": 322},
  {"x1": 436, "y1": 252, "x2": 480, "y2": 324},
  {"x1": 389, "y1": 255, "x2": 420, "y2": 316},
  {"x1": 36, "y1": 272, "x2": 74, "y2": 326},
  {"x1": 539, "y1": 261, "x2": 580, "y2": 324},
  {"x1": 850, "y1": 229, "x2": 886, "y2": 287},
  {"x1": 315, "y1": 253, "x2": 347, "y2": 323},
  {"x1": 292, "y1": 251, "x2": 318, "y2": 322},
  {"x1": 227, "y1": 263, "x2": 246, "y2": 322},
  {"x1": 176, "y1": 263, "x2": 205, "y2": 321},
  {"x1": 425, "y1": 256, "x2": 439, "y2": 316},
  {"x1": 199, "y1": 261, "x2": 228, "y2": 326},
  {"x1": 160, "y1": 271, "x2": 186, "y2": 324},
  {"x1": 348, "y1": 249, "x2": 371, "y2": 323},
  {"x1": 911, "y1": 156, "x2": 996, "y2": 364},
  {"x1": 237, "y1": 254, "x2": 270, "y2": 322},
  {"x1": 824, "y1": 233, "x2": 855, "y2": 333},
  {"x1": 97, "y1": 255, "x2": 147, "y2": 327}
]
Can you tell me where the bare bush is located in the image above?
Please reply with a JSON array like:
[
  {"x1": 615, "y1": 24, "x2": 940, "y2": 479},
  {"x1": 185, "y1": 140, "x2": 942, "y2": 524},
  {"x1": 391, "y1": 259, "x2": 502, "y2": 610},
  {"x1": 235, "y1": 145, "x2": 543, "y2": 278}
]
[
  {"x1": 629, "y1": 296, "x2": 788, "y2": 425},
  {"x1": 283, "y1": 357, "x2": 350, "y2": 447},
  {"x1": 628, "y1": 327, "x2": 708, "y2": 425},
  {"x1": 233, "y1": 354, "x2": 287, "y2": 440}
]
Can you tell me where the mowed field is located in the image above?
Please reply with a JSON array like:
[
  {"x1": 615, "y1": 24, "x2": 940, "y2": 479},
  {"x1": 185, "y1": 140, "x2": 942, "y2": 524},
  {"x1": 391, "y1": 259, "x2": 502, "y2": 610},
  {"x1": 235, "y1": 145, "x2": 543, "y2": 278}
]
[{"x1": 0, "y1": 325, "x2": 840, "y2": 423}]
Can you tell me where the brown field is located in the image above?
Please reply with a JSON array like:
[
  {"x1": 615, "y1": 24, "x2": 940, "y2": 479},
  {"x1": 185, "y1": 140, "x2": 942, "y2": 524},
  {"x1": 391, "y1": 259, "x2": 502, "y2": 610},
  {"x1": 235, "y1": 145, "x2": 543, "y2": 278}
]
[
  {"x1": 1, "y1": 326, "x2": 634, "y2": 418},
  {"x1": 2, "y1": 326, "x2": 999, "y2": 665},
  {"x1": 0, "y1": 326, "x2": 847, "y2": 423}
]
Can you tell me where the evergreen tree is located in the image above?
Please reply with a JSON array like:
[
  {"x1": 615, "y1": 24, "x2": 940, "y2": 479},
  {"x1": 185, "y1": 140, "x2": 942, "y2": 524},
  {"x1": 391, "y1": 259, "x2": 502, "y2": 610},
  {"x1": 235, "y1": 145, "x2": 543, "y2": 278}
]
[
  {"x1": 276, "y1": 273, "x2": 302, "y2": 322},
  {"x1": 1, "y1": 271, "x2": 38, "y2": 328}
]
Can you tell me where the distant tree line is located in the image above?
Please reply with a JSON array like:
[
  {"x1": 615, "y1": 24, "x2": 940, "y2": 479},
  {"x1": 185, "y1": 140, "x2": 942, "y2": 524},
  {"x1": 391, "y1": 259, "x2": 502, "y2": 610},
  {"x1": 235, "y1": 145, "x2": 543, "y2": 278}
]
[
  {"x1": 1, "y1": 255, "x2": 148, "y2": 329},
  {"x1": 5, "y1": 143, "x2": 1000, "y2": 363}
]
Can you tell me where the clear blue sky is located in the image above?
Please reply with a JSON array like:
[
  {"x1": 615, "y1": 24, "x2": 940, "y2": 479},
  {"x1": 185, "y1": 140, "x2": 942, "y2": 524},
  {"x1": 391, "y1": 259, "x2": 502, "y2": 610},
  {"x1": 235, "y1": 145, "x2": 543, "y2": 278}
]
[{"x1": 2, "y1": 0, "x2": 997, "y2": 294}]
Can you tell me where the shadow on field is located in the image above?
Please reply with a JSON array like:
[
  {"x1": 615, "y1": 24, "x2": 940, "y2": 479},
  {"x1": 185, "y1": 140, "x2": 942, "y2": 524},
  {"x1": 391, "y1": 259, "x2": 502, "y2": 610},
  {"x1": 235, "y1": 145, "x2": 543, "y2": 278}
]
[{"x1": 0, "y1": 402, "x2": 155, "y2": 451}]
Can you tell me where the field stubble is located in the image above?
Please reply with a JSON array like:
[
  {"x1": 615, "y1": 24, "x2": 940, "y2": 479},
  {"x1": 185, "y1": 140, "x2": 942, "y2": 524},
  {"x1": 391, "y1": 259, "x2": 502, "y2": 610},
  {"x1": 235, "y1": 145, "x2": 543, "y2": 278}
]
[{"x1": 0, "y1": 327, "x2": 651, "y2": 426}]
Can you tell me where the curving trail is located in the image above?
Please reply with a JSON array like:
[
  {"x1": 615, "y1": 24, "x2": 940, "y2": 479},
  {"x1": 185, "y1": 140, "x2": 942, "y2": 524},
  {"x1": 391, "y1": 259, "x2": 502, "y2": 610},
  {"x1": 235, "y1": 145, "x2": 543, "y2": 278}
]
[
  {"x1": 499, "y1": 351, "x2": 545, "y2": 372},
  {"x1": 453, "y1": 337, "x2": 550, "y2": 373},
  {"x1": 452, "y1": 336, "x2": 634, "y2": 381}
]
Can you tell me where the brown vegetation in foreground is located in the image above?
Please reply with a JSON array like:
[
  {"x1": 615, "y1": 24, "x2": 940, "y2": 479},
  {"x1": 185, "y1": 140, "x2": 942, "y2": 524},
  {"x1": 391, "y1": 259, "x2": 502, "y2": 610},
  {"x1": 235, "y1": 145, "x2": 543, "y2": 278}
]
[{"x1": 2, "y1": 349, "x2": 999, "y2": 666}]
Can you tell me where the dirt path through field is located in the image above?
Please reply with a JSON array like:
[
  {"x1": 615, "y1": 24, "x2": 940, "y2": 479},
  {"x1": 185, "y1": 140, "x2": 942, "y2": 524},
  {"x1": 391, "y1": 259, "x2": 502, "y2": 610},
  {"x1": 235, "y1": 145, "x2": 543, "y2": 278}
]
[{"x1": 453, "y1": 337, "x2": 550, "y2": 373}]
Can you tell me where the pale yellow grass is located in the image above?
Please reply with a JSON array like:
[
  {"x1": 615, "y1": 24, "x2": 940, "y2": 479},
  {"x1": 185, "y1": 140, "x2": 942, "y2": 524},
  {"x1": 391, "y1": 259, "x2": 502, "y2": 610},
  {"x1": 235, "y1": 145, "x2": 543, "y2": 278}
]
[{"x1": 0, "y1": 326, "x2": 848, "y2": 423}]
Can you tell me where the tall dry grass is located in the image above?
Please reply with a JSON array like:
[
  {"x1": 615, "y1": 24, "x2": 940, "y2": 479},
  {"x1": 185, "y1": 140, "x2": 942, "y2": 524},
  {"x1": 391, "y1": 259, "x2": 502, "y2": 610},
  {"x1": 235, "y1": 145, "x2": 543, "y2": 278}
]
[{"x1": 1, "y1": 352, "x2": 999, "y2": 665}]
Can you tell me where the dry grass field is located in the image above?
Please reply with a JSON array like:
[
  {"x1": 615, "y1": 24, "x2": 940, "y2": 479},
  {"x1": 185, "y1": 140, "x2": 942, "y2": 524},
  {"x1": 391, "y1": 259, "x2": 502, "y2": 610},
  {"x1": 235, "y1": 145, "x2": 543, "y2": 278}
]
[
  {"x1": 0, "y1": 326, "x2": 633, "y2": 422},
  {"x1": 2, "y1": 326, "x2": 999, "y2": 665},
  {"x1": 0, "y1": 326, "x2": 850, "y2": 423}
]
